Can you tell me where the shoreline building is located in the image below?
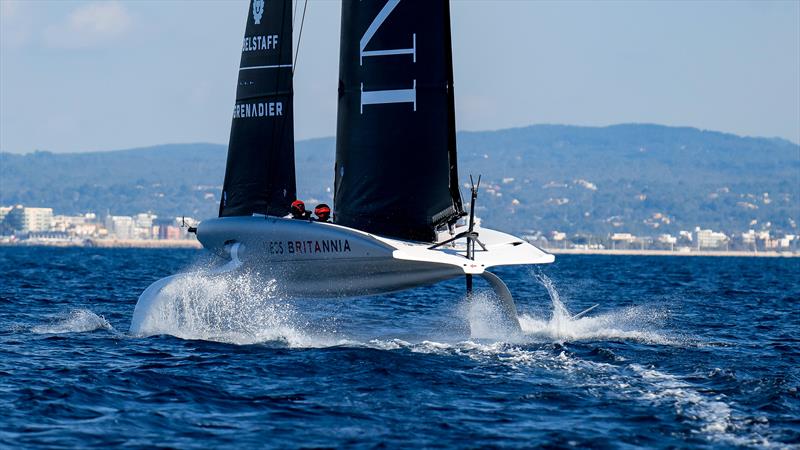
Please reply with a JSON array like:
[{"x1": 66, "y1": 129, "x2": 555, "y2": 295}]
[
  {"x1": 695, "y1": 227, "x2": 728, "y2": 249},
  {"x1": 3, "y1": 206, "x2": 54, "y2": 233},
  {"x1": 105, "y1": 215, "x2": 135, "y2": 240},
  {"x1": 610, "y1": 232, "x2": 636, "y2": 250}
]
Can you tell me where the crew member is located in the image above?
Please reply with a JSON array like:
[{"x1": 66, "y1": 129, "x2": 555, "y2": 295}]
[
  {"x1": 313, "y1": 203, "x2": 331, "y2": 222},
  {"x1": 290, "y1": 200, "x2": 310, "y2": 220}
]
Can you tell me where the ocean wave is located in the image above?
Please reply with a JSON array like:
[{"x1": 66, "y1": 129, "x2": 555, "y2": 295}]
[{"x1": 31, "y1": 309, "x2": 112, "y2": 334}]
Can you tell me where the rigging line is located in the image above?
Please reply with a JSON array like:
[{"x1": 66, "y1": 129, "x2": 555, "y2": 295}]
[
  {"x1": 274, "y1": 0, "x2": 307, "y2": 211},
  {"x1": 267, "y1": 0, "x2": 305, "y2": 217},
  {"x1": 292, "y1": 0, "x2": 308, "y2": 76},
  {"x1": 266, "y1": 0, "x2": 291, "y2": 214}
]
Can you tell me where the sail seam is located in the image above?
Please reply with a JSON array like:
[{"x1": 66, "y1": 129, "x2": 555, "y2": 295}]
[{"x1": 239, "y1": 64, "x2": 293, "y2": 71}]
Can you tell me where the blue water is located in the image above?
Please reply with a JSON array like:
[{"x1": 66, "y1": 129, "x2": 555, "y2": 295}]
[{"x1": 1, "y1": 247, "x2": 798, "y2": 448}]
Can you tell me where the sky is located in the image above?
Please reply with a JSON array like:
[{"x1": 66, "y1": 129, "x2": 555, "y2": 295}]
[{"x1": 1, "y1": 0, "x2": 798, "y2": 154}]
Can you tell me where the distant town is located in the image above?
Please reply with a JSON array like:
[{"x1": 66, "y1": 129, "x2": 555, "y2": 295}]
[
  {"x1": 523, "y1": 228, "x2": 797, "y2": 256},
  {"x1": 0, "y1": 205, "x2": 199, "y2": 248},
  {"x1": 1, "y1": 204, "x2": 796, "y2": 256}
]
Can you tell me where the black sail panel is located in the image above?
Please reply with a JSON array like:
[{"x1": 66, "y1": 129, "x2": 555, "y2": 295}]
[
  {"x1": 219, "y1": 0, "x2": 295, "y2": 218},
  {"x1": 334, "y1": 0, "x2": 464, "y2": 242}
]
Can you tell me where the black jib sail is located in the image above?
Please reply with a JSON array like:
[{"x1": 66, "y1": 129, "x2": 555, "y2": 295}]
[
  {"x1": 334, "y1": 0, "x2": 464, "y2": 242},
  {"x1": 219, "y1": 0, "x2": 295, "y2": 218}
]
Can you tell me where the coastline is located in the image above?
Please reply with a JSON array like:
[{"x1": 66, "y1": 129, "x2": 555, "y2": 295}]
[
  {"x1": 0, "y1": 239, "x2": 202, "y2": 249},
  {"x1": 544, "y1": 248, "x2": 798, "y2": 258}
]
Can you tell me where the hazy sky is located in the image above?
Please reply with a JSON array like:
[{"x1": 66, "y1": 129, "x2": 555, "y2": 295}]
[{"x1": 1, "y1": 0, "x2": 798, "y2": 153}]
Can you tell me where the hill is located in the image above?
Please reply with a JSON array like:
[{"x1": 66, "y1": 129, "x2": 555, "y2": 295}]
[{"x1": 1, "y1": 124, "x2": 797, "y2": 236}]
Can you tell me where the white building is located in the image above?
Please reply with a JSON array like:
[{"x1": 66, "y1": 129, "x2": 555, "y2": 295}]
[
  {"x1": 611, "y1": 233, "x2": 636, "y2": 243},
  {"x1": 658, "y1": 234, "x2": 677, "y2": 245},
  {"x1": 135, "y1": 213, "x2": 156, "y2": 229},
  {"x1": 106, "y1": 216, "x2": 135, "y2": 240},
  {"x1": 778, "y1": 235, "x2": 795, "y2": 249},
  {"x1": 134, "y1": 213, "x2": 158, "y2": 239},
  {"x1": 4, "y1": 206, "x2": 54, "y2": 233},
  {"x1": 695, "y1": 228, "x2": 728, "y2": 249},
  {"x1": 658, "y1": 234, "x2": 677, "y2": 250},
  {"x1": 609, "y1": 233, "x2": 637, "y2": 250}
]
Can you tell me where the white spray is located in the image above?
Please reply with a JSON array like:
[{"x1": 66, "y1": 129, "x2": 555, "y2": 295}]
[
  {"x1": 518, "y1": 270, "x2": 672, "y2": 344},
  {"x1": 129, "y1": 268, "x2": 331, "y2": 346}
]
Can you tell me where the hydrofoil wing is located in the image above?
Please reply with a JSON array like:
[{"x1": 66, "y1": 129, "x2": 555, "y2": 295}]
[{"x1": 380, "y1": 225, "x2": 554, "y2": 275}]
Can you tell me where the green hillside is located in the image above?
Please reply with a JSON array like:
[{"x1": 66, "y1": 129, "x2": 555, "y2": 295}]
[{"x1": 2, "y1": 124, "x2": 797, "y2": 236}]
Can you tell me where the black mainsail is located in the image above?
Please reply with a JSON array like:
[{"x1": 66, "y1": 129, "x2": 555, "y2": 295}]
[
  {"x1": 334, "y1": 0, "x2": 464, "y2": 242},
  {"x1": 219, "y1": 0, "x2": 295, "y2": 218}
]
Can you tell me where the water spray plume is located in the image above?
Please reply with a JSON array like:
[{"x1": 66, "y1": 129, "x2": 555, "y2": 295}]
[
  {"x1": 129, "y1": 269, "x2": 324, "y2": 346},
  {"x1": 517, "y1": 269, "x2": 673, "y2": 344}
]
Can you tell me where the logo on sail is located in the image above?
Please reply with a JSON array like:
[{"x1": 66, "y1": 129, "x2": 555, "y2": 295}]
[
  {"x1": 252, "y1": 0, "x2": 264, "y2": 25},
  {"x1": 233, "y1": 101, "x2": 284, "y2": 119},
  {"x1": 359, "y1": 0, "x2": 417, "y2": 114}
]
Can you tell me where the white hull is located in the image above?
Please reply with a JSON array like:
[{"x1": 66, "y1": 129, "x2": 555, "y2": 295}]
[
  {"x1": 130, "y1": 216, "x2": 553, "y2": 335},
  {"x1": 195, "y1": 216, "x2": 553, "y2": 297}
]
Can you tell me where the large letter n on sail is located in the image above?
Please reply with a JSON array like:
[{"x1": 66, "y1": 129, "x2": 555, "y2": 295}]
[
  {"x1": 360, "y1": 0, "x2": 416, "y2": 66},
  {"x1": 359, "y1": 0, "x2": 417, "y2": 113}
]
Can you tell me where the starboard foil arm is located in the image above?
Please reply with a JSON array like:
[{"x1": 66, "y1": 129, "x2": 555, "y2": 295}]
[{"x1": 478, "y1": 271, "x2": 522, "y2": 334}]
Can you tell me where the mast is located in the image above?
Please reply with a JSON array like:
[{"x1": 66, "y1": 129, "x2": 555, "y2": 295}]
[
  {"x1": 334, "y1": 0, "x2": 464, "y2": 242},
  {"x1": 219, "y1": 0, "x2": 295, "y2": 218}
]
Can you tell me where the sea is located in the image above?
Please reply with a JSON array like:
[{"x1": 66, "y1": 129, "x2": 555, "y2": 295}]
[{"x1": 1, "y1": 246, "x2": 798, "y2": 448}]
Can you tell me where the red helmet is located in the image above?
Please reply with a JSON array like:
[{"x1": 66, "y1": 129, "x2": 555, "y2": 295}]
[
  {"x1": 314, "y1": 204, "x2": 331, "y2": 220},
  {"x1": 290, "y1": 200, "x2": 305, "y2": 216}
]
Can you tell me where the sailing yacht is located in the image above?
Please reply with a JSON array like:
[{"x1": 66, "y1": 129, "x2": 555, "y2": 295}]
[{"x1": 130, "y1": 0, "x2": 553, "y2": 335}]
